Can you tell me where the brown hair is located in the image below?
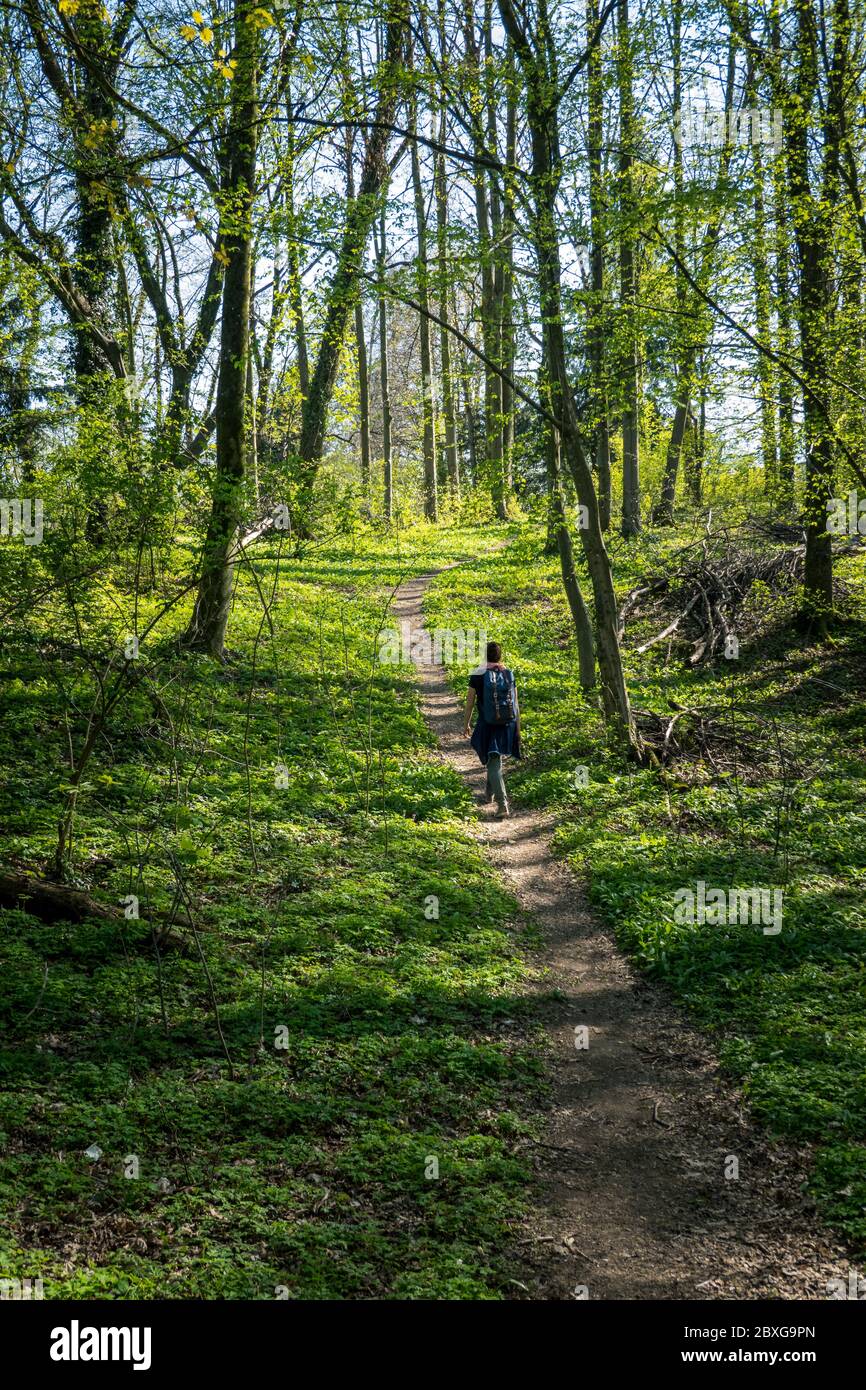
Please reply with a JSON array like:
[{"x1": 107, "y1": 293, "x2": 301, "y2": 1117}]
[{"x1": 486, "y1": 641, "x2": 502, "y2": 662}]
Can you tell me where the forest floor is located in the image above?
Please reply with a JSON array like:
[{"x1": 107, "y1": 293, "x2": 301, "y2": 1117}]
[
  {"x1": 399, "y1": 562, "x2": 850, "y2": 1299},
  {"x1": 2, "y1": 516, "x2": 863, "y2": 1299}
]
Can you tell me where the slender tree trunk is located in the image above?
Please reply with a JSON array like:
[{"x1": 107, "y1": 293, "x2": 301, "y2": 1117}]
[
  {"x1": 500, "y1": 0, "x2": 637, "y2": 750},
  {"x1": 655, "y1": 40, "x2": 736, "y2": 524},
  {"x1": 257, "y1": 253, "x2": 285, "y2": 470},
  {"x1": 616, "y1": 0, "x2": 640, "y2": 537},
  {"x1": 772, "y1": 161, "x2": 796, "y2": 505},
  {"x1": 547, "y1": 398, "x2": 597, "y2": 688},
  {"x1": 346, "y1": 138, "x2": 371, "y2": 507},
  {"x1": 19, "y1": 3, "x2": 132, "y2": 392},
  {"x1": 653, "y1": 0, "x2": 686, "y2": 526},
  {"x1": 542, "y1": 359, "x2": 561, "y2": 554},
  {"x1": 434, "y1": 131, "x2": 459, "y2": 500},
  {"x1": 3, "y1": 266, "x2": 42, "y2": 486},
  {"x1": 285, "y1": 102, "x2": 309, "y2": 404},
  {"x1": 70, "y1": 10, "x2": 124, "y2": 389},
  {"x1": 293, "y1": 3, "x2": 405, "y2": 530},
  {"x1": 766, "y1": 5, "x2": 796, "y2": 512},
  {"x1": 375, "y1": 208, "x2": 393, "y2": 521},
  {"x1": 484, "y1": 0, "x2": 509, "y2": 518},
  {"x1": 463, "y1": 364, "x2": 479, "y2": 483},
  {"x1": 409, "y1": 66, "x2": 438, "y2": 521},
  {"x1": 829, "y1": 0, "x2": 864, "y2": 465},
  {"x1": 434, "y1": 0, "x2": 459, "y2": 500},
  {"x1": 500, "y1": 53, "x2": 517, "y2": 500},
  {"x1": 587, "y1": 0, "x2": 611, "y2": 529},
  {"x1": 355, "y1": 297, "x2": 371, "y2": 504},
  {"x1": 184, "y1": 2, "x2": 258, "y2": 656},
  {"x1": 787, "y1": 0, "x2": 834, "y2": 619},
  {"x1": 246, "y1": 280, "x2": 259, "y2": 508},
  {"x1": 463, "y1": 0, "x2": 505, "y2": 518},
  {"x1": 685, "y1": 360, "x2": 706, "y2": 504},
  {"x1": 839, "y1": 224, "x2": 865, "y2": 465},
  {"x1": 751, "y1": 130, "x2": 778, "y2": 494},
  {"x1": 433, "y1": 179, "x2": 461, "y2": 503}
]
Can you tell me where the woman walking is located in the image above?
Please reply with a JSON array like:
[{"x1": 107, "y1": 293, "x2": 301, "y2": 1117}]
[{"x1": 463, "y1": 641, "x2": 521, "y2": 818}]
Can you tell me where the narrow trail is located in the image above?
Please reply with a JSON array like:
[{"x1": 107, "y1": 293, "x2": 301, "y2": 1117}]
[{"x1": 394, "y1": 566, "x2": 847, "y2": 1301}]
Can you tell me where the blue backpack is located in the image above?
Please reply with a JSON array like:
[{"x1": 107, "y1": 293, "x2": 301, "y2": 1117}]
[{"x1": 482, "y1": 667, "x2": 516, "y2": 725}]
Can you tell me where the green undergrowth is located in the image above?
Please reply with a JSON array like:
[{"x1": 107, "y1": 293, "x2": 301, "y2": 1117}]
[
  {"x1": 425, "y1": 515, "x2": 866, "y2": 1259},
  {"x1": 0, "y1": 521, "x2": 547, "y2": 1299}
]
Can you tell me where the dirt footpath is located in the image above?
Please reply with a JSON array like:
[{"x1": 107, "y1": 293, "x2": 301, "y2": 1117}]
[{"x1": 394, "y1": 567, "x2": 849, "y2": 1301}]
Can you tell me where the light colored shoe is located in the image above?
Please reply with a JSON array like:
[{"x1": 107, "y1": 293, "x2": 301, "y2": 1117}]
[{"x1": 495, "y1": 803, "x2": 511, "y2": 820}]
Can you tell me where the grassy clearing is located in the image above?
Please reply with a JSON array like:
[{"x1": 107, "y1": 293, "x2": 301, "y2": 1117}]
[
  {"x1": 0, "y1": 522, "x2": 546, "y2": 1299},
  {"x1": 424, "y1": 517, "x2": 866, "y2": 1256}
]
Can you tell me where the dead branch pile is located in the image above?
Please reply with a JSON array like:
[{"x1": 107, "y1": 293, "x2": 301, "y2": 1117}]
[
  {"x1": 619, "y1": 534, "x2": 804, "y2": 664},
  {"x1": 633, "y1": 702, "x2": 809, "y2": 778}
]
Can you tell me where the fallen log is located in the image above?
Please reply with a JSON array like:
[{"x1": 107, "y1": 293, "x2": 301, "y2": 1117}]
[
  {"x1": 0, "y1": 871, "x2": 127, "y2": 923},
  {"x1": 0, "y1": 871, "x2": 186, "y2": 937}
]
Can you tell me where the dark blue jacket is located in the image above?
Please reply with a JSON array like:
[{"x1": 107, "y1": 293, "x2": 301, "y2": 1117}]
[{"x1": 469, "y1": 668, "x2": 521, "y2": 765}]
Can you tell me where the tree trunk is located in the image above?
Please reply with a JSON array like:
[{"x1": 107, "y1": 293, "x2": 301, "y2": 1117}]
[
  {"x1": 346, "y1": 139, "x2": 372, "y2": 507},
  {"x1": 434, "y1": 145, "x2": 459, "y2": 501},
  {"x1": 409, "y1": 69, "x2": 438, "y2": 521},
  {"x1": 435, "y1": 0, "x2": 459, "y2": 500},
  {"x1": 484, "y1": 0, "x2": 509, "y2": 518},
  {"x1": 499, "y1": 0, "x2": 637, "y2": 751},
  {"x1": 355, "y1": 296, "x2": 371, "y2": 504},
  {"x1": 256, "y1": 254, "x2": 285, "y2": 471},
  {"x1": 653, "y1": 0, "x2": 686, "y2": 526},
  {"x1": 617, "y1": 0, "x2": 641, "y2": 537},
  {"x1": 788, "y1": 0, "x2": 834, "y2": 620},
  {"x1": 500, "y1": 53, "x2": 517, "y2": 502},
  {"x1": 183, "y1": 3, "x2": 258, "y2": 657},
  {"x1": 751, "y1": 130, "x2": 778, "y2": 495},
  {"x1": 546, "y1": 377, "x2": 596, "y2": 689},
  {"x1": 829, "y1": 0, "x2": 864, "y2": 468},
  {"x1": 654, "y1": 37, "x2": 735, "y2": 525},
  {"x1": 375, "y1": 208, "x2": 393, "y2": 521},
  {"x1": 587, "y1": 0, "x2": 611, "y2": 529},
  {"x1": 246, "y1": 282, "x2": 259, "y2": 509},
  {"x1": 70, "y1": 9, "x2": 124, "y2": 390},
  {"x1": 463, "y1": 0, "x2": 505, "y2": 518},
  {"x1": 292, "y1": 3, "x2": 405, "y2": 531},
  {"x1": 686, "y1": 361, "x2": 706, "y2": 504},
  {"x1": 463, "y1": 365, "x2": 479, "y2": 484}
]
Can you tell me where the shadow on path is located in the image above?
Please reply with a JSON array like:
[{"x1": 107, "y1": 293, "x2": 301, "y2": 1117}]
[{"x1": 395, "y1": 565, "x2": 847, "y2": 1301}]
